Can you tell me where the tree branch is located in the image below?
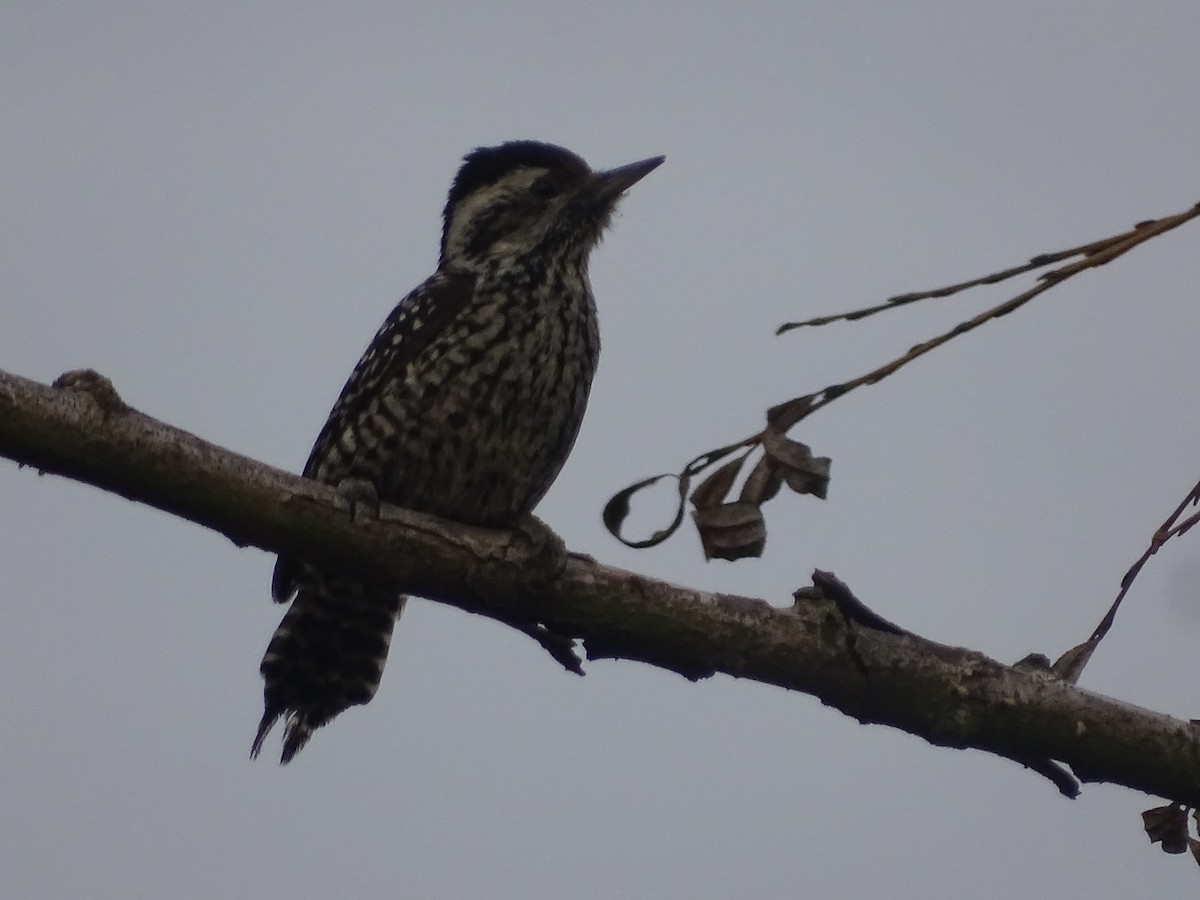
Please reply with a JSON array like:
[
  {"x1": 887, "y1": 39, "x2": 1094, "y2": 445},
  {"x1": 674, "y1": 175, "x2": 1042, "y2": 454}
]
[{"x1": 3, "y1": 366, "x2": 1200, "y2": 803}]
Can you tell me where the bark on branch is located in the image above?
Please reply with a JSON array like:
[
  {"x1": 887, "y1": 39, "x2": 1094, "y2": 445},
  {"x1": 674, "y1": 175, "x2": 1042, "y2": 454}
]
[{"x1": 2, "y1": 366, "x2": 1199, "y2": 803}]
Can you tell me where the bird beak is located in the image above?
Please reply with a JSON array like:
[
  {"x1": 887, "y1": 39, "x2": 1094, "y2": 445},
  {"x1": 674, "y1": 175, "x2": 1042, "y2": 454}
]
[{"x1": 590, "y1": 155, "x2": 665, "y2": 203}]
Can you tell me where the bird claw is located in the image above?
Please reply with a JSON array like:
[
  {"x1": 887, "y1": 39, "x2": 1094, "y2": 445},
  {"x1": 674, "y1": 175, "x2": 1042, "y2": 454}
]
[
  {"x1": 511, "y1": 514, "x2": 568, "y2": 579},
  {"x1": 53, "y1": 368, "x2": 127, "y2": 415},
  {"x1": 336, "y1": 477, "x2": 380, "y2": 523}
]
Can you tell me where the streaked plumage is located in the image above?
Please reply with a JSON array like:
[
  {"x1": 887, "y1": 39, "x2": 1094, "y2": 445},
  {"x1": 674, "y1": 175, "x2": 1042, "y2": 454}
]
[{"x1": 253, "y1": 141, "x2": 662, "y2": 762}]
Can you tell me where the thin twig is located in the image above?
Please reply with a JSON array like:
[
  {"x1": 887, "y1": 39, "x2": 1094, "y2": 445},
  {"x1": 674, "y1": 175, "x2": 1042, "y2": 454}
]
[
  {"x1": 1053, "y1": 479, "x2": 1200, "y2": 682},
  {"x1": 776, "y1": 202, "x2": 1200, "y2": 332}
]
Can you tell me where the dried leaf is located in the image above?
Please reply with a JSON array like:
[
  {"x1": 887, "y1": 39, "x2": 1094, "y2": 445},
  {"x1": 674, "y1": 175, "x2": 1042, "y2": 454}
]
[
  {"x1": 1189, "y1": 837, "x2": 1200, "y2": 867},
  {"x1": 766, "y1": 395, "x2": 817, "y2": 432},
  {"x1": 784, "y1": 455, "x2": 831, "y2": 497},
  {"x1": 602, "y1": 472, "x2": 690, "y2": 550},
  {"x1": 693, "y1": 501, "x2": 766, "y2": 561},
  {"x1": 761, "y1": 428, "x2": 831, "y2": 499},
  {"x1": 740, "y1": 455, "x2": 784, "y2": 505},
  {"x1": 1163, "y1": 831, "x2": 1190, "y2": 855},
  {"x1": 682, "y1": 440, "x2": 755, "y2": 477},
  {"x1": 690, "y1": 455, "x2": 748, "y2": 510},
  {"x1": 1143, "y1": 803, "x2": 1189, "y2": 854},
  {"x1": 1051, "y1": 638, "x2": 1098, "y2": 685},
  {"x1": 603, "y1": 440, "x2": 754, "y2": 550}
]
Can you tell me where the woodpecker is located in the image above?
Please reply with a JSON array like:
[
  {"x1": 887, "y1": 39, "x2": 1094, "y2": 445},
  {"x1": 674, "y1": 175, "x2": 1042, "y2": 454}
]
[{"x1": 252, "y1": 141, "x2": 663, "y2": 762}]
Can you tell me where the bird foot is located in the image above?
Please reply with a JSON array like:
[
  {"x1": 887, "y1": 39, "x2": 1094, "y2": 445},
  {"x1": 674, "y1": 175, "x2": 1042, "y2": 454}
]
[
  {"x1": 53, "y1": 368, "x2": 127, "y2": 415},
  {"x1": 510, "y1": 514, "x2": 568, "y2": 580},
  {"x1": 336, "y1": 477, "x2": 380, "y2": 523},
  {"x1": 497, "y1": 516, "x2": 580, "y2": 674}
]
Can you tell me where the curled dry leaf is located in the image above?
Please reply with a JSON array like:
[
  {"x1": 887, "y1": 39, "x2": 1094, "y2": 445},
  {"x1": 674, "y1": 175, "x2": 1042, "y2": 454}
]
[
  {"x1": 690, "y1": 454, "x2": 767, "y2": 559},
  {"x1": 1051, "y1": 638, "x2": 1098, "y2": 685},
  {"x1": 1142, "y1": 803, "x2": 1190, "y2": 854},
  {"x1": 761, "y1": 427, "x2": 831, "y2": 499},
  {"x1": 765, "y1": 395, "x2": 816, "y2": 432},
  {"x1": 602, "y1": 440, "x2": 754, "y2": 550},
  {"x1": 688, "y1": 449, "x2": 828, "y2": 560},
  {"x1": 689, "y1": 455, "x2": 748, "y2": 510},
  {"x1": 692, "y1": 501, "x2": 766, "y2": 561},
  {"x1": 740, "y1": 453, "x2": 784, "y2": 505},
  {"x1": 602, "y1": 396, "x2": 830, "y2": 557},
  {"x1": 602, "y1": 472, "x2": 690, "y2": 550}
]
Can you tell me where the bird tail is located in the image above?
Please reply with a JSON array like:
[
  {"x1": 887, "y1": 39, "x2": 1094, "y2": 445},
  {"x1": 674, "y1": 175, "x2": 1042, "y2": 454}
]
[{"x1": 252, "y1": 565, "x2": 405, "y2": 763}]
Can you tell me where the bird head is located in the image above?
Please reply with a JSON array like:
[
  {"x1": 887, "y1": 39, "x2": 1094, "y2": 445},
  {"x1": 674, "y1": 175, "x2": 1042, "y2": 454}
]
[{"x1": 439, "y1": 141, "x2": 663, "y2": 266}]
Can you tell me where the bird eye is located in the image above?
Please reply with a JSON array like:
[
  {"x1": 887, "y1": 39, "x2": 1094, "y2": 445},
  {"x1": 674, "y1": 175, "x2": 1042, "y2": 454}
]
[{"x1": 530, "y1": 175, "x2": 559, "y2": 199}]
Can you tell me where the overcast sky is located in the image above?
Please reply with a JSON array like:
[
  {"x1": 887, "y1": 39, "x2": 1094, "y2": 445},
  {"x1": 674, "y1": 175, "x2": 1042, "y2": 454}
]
[{"x1": 4, "y1": 2, "x2": 1200, "y2": 897}]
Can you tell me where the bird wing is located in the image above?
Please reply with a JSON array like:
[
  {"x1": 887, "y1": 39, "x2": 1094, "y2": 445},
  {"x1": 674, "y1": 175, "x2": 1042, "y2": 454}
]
[{"x1": 270, "y1": 268, "x2": 476, "y2": 603}]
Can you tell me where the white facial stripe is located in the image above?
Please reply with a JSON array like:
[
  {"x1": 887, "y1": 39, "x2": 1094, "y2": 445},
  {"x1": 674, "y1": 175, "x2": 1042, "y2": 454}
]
[{"x1": 443, "y1": 168, "x2": 561, "y2": 262}]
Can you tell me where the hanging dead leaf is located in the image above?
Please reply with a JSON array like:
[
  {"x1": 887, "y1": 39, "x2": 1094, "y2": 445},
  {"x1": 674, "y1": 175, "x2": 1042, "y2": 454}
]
[
  {"x1": 602, "y1": 472, "x2": 690, "y2": 549},
  {"x1": 761, "y1": 427, "x2": 831, "y2": 499},
  {"x1": 766, "y1": 395, "x2": 817, "y2": 431},
  {"x1": 1143, "y1": 803, "x2": 1189, "y2": 854},
  {"x1": 603, "y1": 440, "x2": 756, "y2": 550},
  {"x1": 740, "y1": 454, "x2": 784, "y2": 505},
  {"x1": 693, "y1": 501, "x2": 766, "y2": 560},
  {"x1": 689, "y1": 454, "x2": 748, "y2": 511}
]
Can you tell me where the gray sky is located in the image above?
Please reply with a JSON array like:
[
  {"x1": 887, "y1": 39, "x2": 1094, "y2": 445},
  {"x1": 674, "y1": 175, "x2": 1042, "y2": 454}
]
[{"x1": 3, "y1": 2, "x2": 1200, "y2": 897}]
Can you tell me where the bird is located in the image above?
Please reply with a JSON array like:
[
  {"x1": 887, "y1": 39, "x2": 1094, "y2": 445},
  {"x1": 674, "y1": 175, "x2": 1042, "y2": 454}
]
[{"x1": 252, "y1": 141, "x2": 663, "y2": 763}]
